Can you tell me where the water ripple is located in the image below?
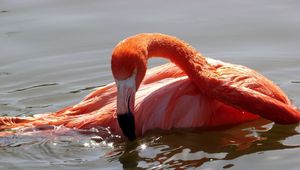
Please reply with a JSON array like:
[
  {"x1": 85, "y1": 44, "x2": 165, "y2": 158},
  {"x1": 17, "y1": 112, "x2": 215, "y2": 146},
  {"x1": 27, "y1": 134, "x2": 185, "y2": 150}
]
[
  {"x1": 291, "y1": 81, "x2": 300, "y2": 84},
  {"x1": 0, "y1": 72, "x2": 11, "y2": 76},
  {"x1": 68, "y1": 85, "x2": 103, "y2": 94},
  {"x1": 9, "y1": 83, "x2": 59, "y2": 93}
]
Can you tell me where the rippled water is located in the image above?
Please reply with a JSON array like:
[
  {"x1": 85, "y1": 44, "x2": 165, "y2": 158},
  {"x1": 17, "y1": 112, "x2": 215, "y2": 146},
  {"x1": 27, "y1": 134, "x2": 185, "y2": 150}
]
[{"x1": 0, "y1": 0, "x2": 300, "y2": 169}]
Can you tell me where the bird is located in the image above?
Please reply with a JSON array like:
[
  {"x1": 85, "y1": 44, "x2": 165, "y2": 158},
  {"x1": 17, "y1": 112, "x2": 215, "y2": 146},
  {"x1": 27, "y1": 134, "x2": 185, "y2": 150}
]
[{"x1": 0, "y1": 33, "x2": 299, "y2": 140}]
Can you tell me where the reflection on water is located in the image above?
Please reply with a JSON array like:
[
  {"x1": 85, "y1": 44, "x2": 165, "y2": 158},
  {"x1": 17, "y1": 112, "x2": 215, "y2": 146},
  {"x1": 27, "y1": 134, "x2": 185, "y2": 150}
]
[
  {"x1": 1, "y1": 119, "x2": 300, "y2": 169},
  {"x1": 1, "y1": 0, "x2": 300, "y2": 169},
  {"x1": 116, "y1": 120, "x2": 300, "y2": 169},
  {"x1": 0, "y1": 126, "x2": 122, "y2": 169}
]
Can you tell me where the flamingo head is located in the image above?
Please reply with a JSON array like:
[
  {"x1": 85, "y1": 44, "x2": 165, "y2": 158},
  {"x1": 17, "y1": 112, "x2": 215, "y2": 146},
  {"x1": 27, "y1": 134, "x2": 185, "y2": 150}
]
[{"x1": 111, "y1": 44, "x2": 147, "y2": 140}]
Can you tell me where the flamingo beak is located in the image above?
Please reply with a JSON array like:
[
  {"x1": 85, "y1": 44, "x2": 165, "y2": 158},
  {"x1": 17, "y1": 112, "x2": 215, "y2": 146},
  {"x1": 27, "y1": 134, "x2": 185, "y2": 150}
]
[
  {"x1": 117, "y1": 107, "x2": 136, "y2": 141},
  {"x1": 116, "y1": 76, "x2": 136, "y2": 141}
]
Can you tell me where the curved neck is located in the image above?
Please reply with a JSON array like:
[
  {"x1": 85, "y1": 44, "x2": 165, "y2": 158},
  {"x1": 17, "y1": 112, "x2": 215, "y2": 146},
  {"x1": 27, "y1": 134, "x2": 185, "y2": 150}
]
[
  {"x1": 137, "y1": 33, "x2": 211, "y2": 89},
  {"x1": 113, "y1": 33, "x2": 214, "y2": 91}
]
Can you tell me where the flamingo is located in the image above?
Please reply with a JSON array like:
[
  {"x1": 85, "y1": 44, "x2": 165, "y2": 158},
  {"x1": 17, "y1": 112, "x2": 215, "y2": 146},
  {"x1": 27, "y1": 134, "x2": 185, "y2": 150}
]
[{"x1": 0, "y1": 33, "x2": 299, "y2": 140}]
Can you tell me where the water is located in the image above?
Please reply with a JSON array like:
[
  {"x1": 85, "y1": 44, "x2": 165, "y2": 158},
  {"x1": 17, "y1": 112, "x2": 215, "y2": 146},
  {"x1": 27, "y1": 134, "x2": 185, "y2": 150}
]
[{"x1": 0, "y1": 0, "x2": 300, "y2": 169}]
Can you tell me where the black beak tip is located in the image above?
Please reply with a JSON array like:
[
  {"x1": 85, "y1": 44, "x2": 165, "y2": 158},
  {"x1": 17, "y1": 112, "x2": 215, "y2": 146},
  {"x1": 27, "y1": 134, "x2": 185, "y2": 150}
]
[{"x1": 117, "y1": 111, "x2": 136, "y2": 141}]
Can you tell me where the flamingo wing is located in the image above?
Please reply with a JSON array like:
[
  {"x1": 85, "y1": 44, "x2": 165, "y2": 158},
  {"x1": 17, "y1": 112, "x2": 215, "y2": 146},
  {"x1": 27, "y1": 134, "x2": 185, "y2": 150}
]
[
  {"x1": 205, "y1": 58, "x2": 300, "y2": 124},
  {"x1": 0, "y1": 63, "x2": 259, "y2": 136}
]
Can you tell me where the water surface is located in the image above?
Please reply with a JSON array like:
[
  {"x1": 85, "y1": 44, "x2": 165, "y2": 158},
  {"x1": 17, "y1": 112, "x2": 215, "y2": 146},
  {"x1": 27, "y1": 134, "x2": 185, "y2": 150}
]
[{"x1": 0, "y1": 0, "x2": 300, "y2": 169}]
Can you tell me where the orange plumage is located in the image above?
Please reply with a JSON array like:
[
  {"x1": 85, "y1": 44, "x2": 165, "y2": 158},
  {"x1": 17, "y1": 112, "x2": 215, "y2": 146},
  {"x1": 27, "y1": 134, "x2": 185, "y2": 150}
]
[{"x1": 1, "y1": 33, "x2": 299, "y2": 138}]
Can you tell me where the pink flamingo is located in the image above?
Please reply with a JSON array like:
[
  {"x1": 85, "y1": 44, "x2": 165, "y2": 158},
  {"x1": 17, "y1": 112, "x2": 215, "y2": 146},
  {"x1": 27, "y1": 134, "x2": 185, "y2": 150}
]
[{"x1": 1, "y1": 33, "x2": 299, "y2": 140}]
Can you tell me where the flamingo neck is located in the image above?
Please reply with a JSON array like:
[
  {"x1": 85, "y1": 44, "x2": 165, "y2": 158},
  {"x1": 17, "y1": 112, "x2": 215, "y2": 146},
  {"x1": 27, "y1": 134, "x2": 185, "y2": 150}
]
[
  {"x1": 142, "y1": 33, "x2": 212, "y2": 90},
  {"x1": 113, "y1": 33, "x2": 215, "y2": 92}
]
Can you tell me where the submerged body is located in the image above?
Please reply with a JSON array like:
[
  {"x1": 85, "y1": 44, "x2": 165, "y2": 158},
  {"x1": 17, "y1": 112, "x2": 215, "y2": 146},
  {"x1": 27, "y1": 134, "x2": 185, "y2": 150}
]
[
  {"x1": 0, "y1": 60, "x2": 259, "y2": 136},
  {"x1": 0, "y1": 33, "x2": 299, "y2": 138}
]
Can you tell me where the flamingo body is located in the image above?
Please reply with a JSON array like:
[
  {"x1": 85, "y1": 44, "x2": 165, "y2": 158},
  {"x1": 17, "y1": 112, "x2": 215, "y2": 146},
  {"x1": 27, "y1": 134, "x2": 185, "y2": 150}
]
[
  {"x1": 0, "y1": 33, "x2": 299, "y2": 138},
  {"x1": 0, "y1": 60, "x2": 259, "y2": 136}
]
